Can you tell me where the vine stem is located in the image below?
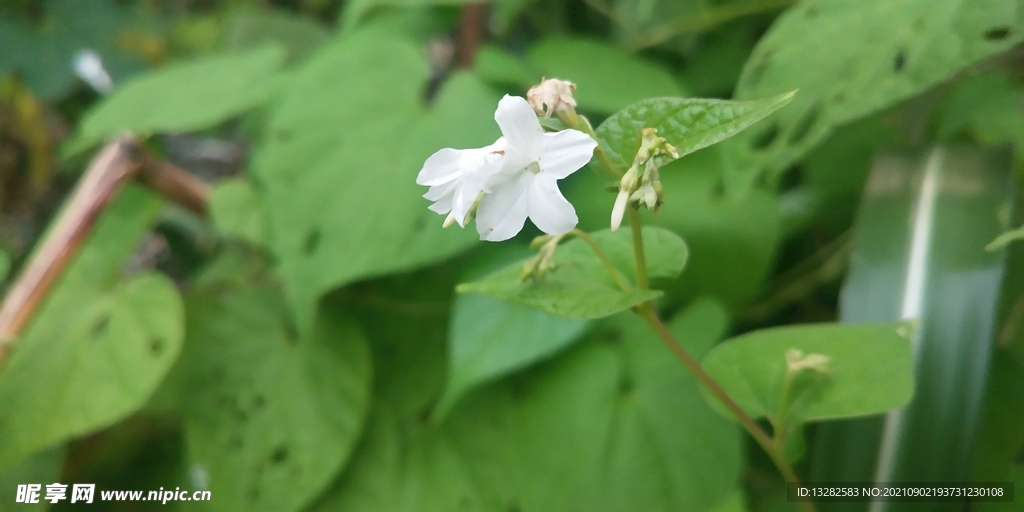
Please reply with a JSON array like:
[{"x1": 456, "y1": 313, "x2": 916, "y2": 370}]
[{"x1": 626, "y1": 210, "x2": 815, "y2": 512}]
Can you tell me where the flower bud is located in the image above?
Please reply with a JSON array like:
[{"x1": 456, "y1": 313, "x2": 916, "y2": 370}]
[
  {"x1": 610, "y1": 164, "x2": 640, "y2": 232},
  {"x1": 527, "y1": 77, "x2": 579, "y2": 125}
]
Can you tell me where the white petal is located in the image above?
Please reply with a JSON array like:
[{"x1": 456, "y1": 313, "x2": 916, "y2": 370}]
[
  {"x1": 417, "y1": 148, "x2": 464, "y2": 186},
  {"x1": 494, "y1": 95, "x2": 544, "y2": 160},
  {"x1": 527, "y1": 175, "x2": 578, "y2": 235},
  {"x1": 538, "y1": 129, "x2": 597, "y2": 179},
  {"x1": 425, "y1": 181, "x2": 456, "y2": 215},
  {"x1": 476, "y1": 171, "x2": 532, "y2": 242}
]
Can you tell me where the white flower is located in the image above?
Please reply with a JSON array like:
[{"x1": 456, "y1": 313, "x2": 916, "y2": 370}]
[
  {"x1": 416, "y1": 138, "x2": 507, "y2": 227},
  {"x1": 476, "y1": 95, "x2": 597, "y2": 241}
]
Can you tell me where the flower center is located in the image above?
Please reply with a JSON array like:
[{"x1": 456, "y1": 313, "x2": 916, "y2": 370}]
[{"x1": 527, "y1": 161, "x2": 542, "y2": 175}]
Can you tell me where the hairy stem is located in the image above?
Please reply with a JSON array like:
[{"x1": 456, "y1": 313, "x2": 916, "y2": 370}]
[{"x1": 569, "y1": 229, "x2": 633, "y2": 293}]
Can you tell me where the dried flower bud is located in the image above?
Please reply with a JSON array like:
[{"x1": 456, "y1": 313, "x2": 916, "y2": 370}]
[{"x1": 527, "y1": 78, "x2": 578, "y2": 121}]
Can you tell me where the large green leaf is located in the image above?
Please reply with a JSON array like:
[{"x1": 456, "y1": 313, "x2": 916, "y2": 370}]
[
  {"x1": 312, "y1": 298, "x2": 740, "y2": 512},
  {"x1": 172, "y1": 275, "x2": 373, "y2": 512},
  {"x1": 526, "y1": 37, "x2": 687, "y2": 114},
  {"x1": 702, "y1": 322, "x2": 915, "y2": 423},
  {"x1": 65, "y1": 45, "x2": 286, "y2": 155},
  {"x1": 255, "y1": 29, "x2": 501, "y2": 334},
  {"x1": 434, "y1": 294, "x2": 588, "y2": 420},
  {"x1": 210, "y1": 178, "x2": 269, "y2": 246},
  {"x1": 457, "y1": 227, "x2": 688, "y2": 319},
  {"x1": 725, "y1": 0, "x2": 1024, "y2": 193},
  {"x1": 596, "y1": 92, "x2": 794, "y2": 172},
  {"x1": 0, "y1": 186, "x2": 182, "y2": 469}
]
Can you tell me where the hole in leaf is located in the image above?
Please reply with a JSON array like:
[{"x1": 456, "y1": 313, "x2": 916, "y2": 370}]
[
  {"x1": 271, "y1": 445, "x2": 289, "y2": 465},
  {"x1": 90, "y1": 314, "x2": 111, "y2": 341},
  {"x1": 303, "y1": 228, "x2": 321, "y2": 256},
  {"x1": 710, "y1": 179, "x2": 726, "y2": 199},
  {"x1": 416, "y1": 408, "x2": 431, "y2": 426},
  {"x1": 284, "y1": 321, "x2": 300, "y2": 345},
  {"x1": 893, "y1": 49, "x2": 907, "y2": 72},
  {"x1": 985, "y1": 26, "x2": 1011, "y2": 41},
  {"x1": 750, "y1": 123, "x2": 780, "y2": 150},
  {"x1": 149, "y1": 338, "x2": 165, "y2": 356},
  {"x1": 618, "y1": 376, "x2": 634, "y2": 396},
  {"x1": 602, "y1": 328, "x2": 623, "y2": 344},
  {"x1": 787, "y1": 103, "x2": 821, "y2": 145}
]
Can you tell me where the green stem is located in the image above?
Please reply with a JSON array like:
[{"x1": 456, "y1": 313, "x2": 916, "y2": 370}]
[
  {"x1": 568, "y1": 229, "x2": 633, "y2": 293},
  {"x1": 627, "y1": 209, "x2": 649, "y2": 290},
  {"x1": 625, "y1": 202, "x2": 814, "y2": 512},
  {"x1": 636, "y1": 303, "x2": 814, "y2": 512}
]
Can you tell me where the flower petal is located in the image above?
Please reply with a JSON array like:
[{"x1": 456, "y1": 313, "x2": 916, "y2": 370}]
[
  {"x1": 417, "y1": 148, "x2": 465, "y2": 186},
  {"x1": 538, "y1": 129, "x2": 597, "y2": 180},
  {"x1": 527, "y1": 175, "x2": 578, "y2": 235},
  {"x1": 476, "y1": 170, "x2": 532, "y2": 242},
  {"x1": 495, "y1": 95, "x2": 544, "y2": 160}
]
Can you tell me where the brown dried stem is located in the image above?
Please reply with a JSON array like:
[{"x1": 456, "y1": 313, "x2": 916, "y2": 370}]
[
  {"x1": 0, "y1": 136, "x2": 212, "y2": 366},
  {"x1": 0, "y1": 136, "x2": 142, "y2": 361}
]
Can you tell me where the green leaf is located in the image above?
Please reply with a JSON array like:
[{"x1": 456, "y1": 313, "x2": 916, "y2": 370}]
[
  {"x1": 526, "y1": 37, "x2": 686, "y2": 114},
  {"x1": 225, "y1": 9, "x2": 331, "y2": 65},
  {"x1": 434, "y1": 294, "x2": 588, "y2": 420},
  {"x1": 810, "y1": 146, "x2": 1014, "y2": 485},
  {"x1": 457, "y1": 227, "x2": 688, "y2": 319},
  {"x1": 65, "y1": 45, "x2": 286, "y2": 156},
  {"x1": 312, "y1": 299, "x2": 740, "y2": 512},
  {"x1": 210, "y1": 178, "x2": 269, "y2": 246},
  {"x1": 0, "y1": 446, "x2": 64, "y2": 512},
  {"x1": 0, "y1": 186, "x2": 183, "y2": 469},
  {"x1": 256, "y1": 29, "x2": 502, "y2": 333},
  {"x1": 173, "y1": 278, "x2": 373, "y2": 512},
  {"x1": 701, "y1": 322, "x2": 915, "y2": 423},
  {"x1": 566, "y1": 146, "x2": 781, "y2": 307},
  {"x1": 725, "y1": 0, "x2": 1024, "y2": 193},
  {"x1": 710, "y1": 491, "x2": 749, "y2": 512},
  {"x1": 596, "y1": 92, "x2": 794, "y2": 172},
  {"x1": 473, "y1": 44, "x2": 535, "y2": 85},
  {"x1": 937, "y1": 71, "x2": 1024, "y2": 152}
]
